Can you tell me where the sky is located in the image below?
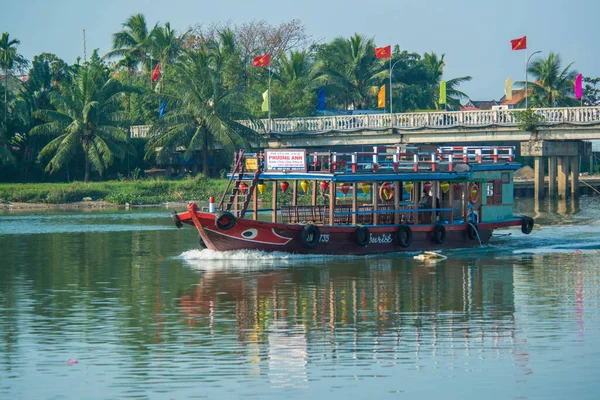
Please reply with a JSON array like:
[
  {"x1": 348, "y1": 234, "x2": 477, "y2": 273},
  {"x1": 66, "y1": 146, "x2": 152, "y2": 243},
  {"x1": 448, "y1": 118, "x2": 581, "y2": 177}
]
[{"x1": 1, "y1": 0, "x2": 599, "y2": 101}]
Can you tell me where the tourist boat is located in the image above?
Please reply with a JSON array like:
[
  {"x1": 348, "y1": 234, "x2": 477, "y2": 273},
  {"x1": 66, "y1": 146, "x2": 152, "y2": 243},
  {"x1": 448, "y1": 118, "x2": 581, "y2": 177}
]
[{"x1": 171, "y1": 145, "x2": 534, "y2": 255}]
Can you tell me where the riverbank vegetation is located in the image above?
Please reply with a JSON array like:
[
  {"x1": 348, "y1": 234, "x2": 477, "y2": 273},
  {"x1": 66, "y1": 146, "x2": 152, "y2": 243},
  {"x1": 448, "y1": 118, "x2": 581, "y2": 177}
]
[
  {"x1": 1, "y1": 14, "x2": 596, "y2": 187},
  {"x1": 0, "y1": 177, "x2": 229, "y2": 205}
]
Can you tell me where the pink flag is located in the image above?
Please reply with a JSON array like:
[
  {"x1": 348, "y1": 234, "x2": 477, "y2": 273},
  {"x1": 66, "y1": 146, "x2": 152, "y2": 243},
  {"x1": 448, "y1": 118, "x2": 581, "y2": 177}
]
[{"x1": 574, "y1": 73, "x2": 583, "y2": 99}]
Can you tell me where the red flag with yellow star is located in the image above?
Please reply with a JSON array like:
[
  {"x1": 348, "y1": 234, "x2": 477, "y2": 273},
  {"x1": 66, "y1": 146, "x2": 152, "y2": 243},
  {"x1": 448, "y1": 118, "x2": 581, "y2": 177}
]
[
  {"x1": 510, "y1": 36, "x2": 527, "y2": 51},
  {"x1": 253, "y1": 54, "x2": 271, "y2": 67},
  {"x1": 375, "y1": 45, "x2": 391, "y2": 59}
]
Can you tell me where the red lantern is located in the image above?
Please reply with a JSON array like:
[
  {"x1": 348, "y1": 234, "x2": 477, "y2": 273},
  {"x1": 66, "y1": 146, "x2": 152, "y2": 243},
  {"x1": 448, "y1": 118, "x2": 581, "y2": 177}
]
[
  {"x1": 453, "y1": 183, "x2": 463, "y2": 191},
  {"x1": 239, "y1": 182, "x2": 248, "y2": 195},
  {"x1": 280, "y1": 181, "x2": 289, "y2": 193},
  {"x1": 340, "y1": 183, "x2": 349, "y2": 196},
  {"x1": 320, "y1": 180, "x2": 329, "y2": 192}
]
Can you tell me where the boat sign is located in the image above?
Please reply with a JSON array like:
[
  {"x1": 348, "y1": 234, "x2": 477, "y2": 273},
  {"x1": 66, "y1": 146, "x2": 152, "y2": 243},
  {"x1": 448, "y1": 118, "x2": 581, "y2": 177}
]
[{"x1": 265, "y1": 150, "x2": 307, "y2": 172}]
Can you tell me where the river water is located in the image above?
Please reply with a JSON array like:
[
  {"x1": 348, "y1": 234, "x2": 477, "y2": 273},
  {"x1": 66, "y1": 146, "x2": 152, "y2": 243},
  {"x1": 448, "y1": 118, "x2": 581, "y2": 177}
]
[{"x1": 1, "y1": 198, "x2": 599, "y2": 399}]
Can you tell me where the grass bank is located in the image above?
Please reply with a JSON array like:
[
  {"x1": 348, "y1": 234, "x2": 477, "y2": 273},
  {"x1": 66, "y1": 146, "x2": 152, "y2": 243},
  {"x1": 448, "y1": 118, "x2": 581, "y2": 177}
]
[{"x1": 0, "y1": 177, "x2": 229, "y2": 205}]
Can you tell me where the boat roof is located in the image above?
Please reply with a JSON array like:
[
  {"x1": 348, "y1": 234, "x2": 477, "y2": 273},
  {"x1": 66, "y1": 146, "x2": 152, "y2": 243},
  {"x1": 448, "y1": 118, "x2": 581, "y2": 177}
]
[{"x1": 236, "y1": 162, "x2": 521, "y2": 182}]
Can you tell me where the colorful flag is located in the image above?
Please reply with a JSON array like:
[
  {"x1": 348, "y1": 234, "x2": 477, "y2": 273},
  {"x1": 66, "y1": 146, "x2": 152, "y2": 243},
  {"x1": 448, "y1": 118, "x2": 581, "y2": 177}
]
[
  {"x1": 439, "y1": 81, "x2": 446, "y2": 105},
  {"x1": 262, "y1": 89, "x2": 269, "y2": 112},
  {"x1": 159, "y1": 100, "x2": 166, "y2": 119},
  {"x1": 574, "y1": 73, "x2": 583, "y2": 99},
  {"x1": 152, "y1": 63, "x2": 161, "y2": 81},
  {"x1": 253, "y1": 54, "x2": 271, "y2": 67},
  {"x1": 375, "y1": 45, "x2": 391, "y2": 59},
  {"x1": 378, "y1": 85, "x2": 386, "y2": 108},
  {"x1": 510, "y1": 36, "x2": 527, "y2": 51},
  {"x1": 317, "y1": 88, "x2": 325, "y2": 111},
  {"x1": 505, "y1": 77, "x2": 512, "y2": 101}
]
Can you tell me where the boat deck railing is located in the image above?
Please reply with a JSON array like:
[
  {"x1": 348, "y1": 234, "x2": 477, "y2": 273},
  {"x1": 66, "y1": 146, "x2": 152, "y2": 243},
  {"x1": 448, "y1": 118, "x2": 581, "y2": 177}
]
[{"x1": 244, "y1": 145, "x2": 515, "y2": 175}]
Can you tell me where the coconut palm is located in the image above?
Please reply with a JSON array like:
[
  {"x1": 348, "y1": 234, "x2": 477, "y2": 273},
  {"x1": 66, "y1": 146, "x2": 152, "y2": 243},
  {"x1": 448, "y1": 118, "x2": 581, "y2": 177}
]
[
  {"x1": 272, "y1": 50, "x2": 317, "y2": 117},
  {"x1": 312, "y1": 34, "x2": 386, "y2": 110},
  {"x1": 29, "y1": 63, "x2": 130, "y2": 182},
  {"x1": 103, "y1": 14, "x2": 155, "y2": 73},
  {"x1": 149, "y1": 22, "x2": 187, "y2": 73},
  {"x1": 524, "y1": 52, "x2": 579, "y2": 107},
  {"x1": 1, "y1": 32, "x2": 27, "y2": 122},
  {"x1": 421, "y1": 52, "x2": 471, "y2": 110},
  {"x1": 145, "y1": 50, "x2": 257, "y2": 177}
]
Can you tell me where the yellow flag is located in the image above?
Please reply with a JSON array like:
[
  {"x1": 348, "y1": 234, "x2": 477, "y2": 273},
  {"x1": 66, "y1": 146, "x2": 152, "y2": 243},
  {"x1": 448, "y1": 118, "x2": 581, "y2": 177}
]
[
  {"x1": 378, "y1": 85, "x2": 385, "y2": 108},
  {"x1": 505, "y1": 77, "x2": 512, "y2": 101},
  {"x1": 439, "y1": 81, "x2": 446, "y2": 105},
  {"x1": 262, "y1": 89, "x2": 269, "y2": 112}
]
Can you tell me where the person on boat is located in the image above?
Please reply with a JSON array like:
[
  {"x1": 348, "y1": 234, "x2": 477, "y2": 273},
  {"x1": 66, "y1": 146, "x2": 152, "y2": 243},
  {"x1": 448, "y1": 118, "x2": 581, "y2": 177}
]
[{"x1": 419, "y1": 189, "x2": 433, "y2": 223}]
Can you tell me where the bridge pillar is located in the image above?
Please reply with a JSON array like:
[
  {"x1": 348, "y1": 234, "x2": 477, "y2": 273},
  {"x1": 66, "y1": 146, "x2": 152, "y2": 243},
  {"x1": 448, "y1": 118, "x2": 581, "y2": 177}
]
[
  {"x1": 521, "y1": 140, "x2": 590, "y2": 199},
  {"x1": 533, "y1": 157, "x2": 545, "y2": 200},
  {"x1": 570, "y1": 156, "x2": 580, "y2": 198},
  {"x1": 557, "y1": 156, "x2": 570, "y2": 199},
  {"x1": 548, "y1": 157, "x2": 558, "y2": 198}
]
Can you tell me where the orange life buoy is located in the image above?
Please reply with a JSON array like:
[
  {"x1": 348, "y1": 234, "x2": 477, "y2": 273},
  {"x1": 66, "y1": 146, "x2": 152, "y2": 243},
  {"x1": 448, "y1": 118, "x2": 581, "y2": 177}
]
[
  {"x1": 379, "y1": 182, "x2": 394, "y2": 202},
  {"x1": 468, "y1": 183, "x2": 479, "y2": 204}
]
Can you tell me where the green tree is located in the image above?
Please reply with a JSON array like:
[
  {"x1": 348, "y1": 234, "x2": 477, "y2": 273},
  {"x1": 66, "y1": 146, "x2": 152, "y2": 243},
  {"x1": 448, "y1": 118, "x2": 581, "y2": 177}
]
[
  {"x1": 271, "y1": 50, "x2": 317, "y2": 117},
  {"x1": 30, "y1": 59, "x2": 130, "y2": 182},
  {"x1": 583, "y1": 76, "x2": 600, "y2": 106},
  {"x1": 1, "y1": 32, "x2": 28, "y2": 123},
  {"x1": 104, "y1": 14, "x2": 155, "y2": 73},
  {"x1": 145, "y1": 50, "x2": 257, "y2": 177},
  {"x1": 523, "y1": 52, "x2": 578, "y2": 107},
  {"x1": 421, "y1": 52, "x2": 471, "y2": 110},
  {"x1": 312, "y1": 34, "x2": 386, "y2": 110}
]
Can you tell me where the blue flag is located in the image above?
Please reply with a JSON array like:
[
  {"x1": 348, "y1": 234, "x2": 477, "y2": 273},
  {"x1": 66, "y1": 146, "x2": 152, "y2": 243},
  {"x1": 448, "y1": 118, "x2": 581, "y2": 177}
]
[
  {"x1": 159, "y1": 100, "x2": 166, "y2": 119},
  {"x1": 317, "y1": 88, "x2": 325, "y2": 111}
]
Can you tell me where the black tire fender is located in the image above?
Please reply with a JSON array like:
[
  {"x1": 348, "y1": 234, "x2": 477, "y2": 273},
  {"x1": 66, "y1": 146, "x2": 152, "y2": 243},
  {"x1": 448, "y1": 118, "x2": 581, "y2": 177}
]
[
  {"x1": 521, "y1": 216, "x2": 534, "y2": 235},
  {"x1": 396, "y1": 225, "x2": 412, "y2": 248},
  {"x1": 432, "y1": 224, "x2": 446, "y2": 244},
  {"x1": 300, "y1": 224, "x2": 321, "y2": 249},
  {"x1": 355, "y1": 226, "x2": 370, "y2": 247},
  {"x1": 215, "y1": 212, "x2": 236, "y2": 230}
]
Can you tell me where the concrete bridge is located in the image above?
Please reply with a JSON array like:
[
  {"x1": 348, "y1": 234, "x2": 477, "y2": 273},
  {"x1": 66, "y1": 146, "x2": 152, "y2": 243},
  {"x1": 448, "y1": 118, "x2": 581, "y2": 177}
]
[{"x1": 130, "y1": 106, "x2": 600, "y2": 200}]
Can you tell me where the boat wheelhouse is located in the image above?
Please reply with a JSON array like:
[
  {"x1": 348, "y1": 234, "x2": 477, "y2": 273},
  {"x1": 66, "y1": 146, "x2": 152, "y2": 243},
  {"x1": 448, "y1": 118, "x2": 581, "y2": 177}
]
[{"x1": 172, "y1": 145, "x2": 534, "y2": 255}]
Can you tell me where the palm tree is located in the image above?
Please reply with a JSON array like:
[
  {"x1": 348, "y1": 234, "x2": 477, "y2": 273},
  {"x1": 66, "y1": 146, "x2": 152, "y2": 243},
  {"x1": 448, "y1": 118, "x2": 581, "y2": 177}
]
[
  {"x1": 524, "y1": 52, "x2": 578, "y2": 107},
  {"x1": 145, "y1": 50, "x2": 256, "y2": 177},
  {"x1": 1, "y1": 32, "x2": 27, "y2": 123},
  {"x1": 422, "y1": 52, "x2": 471, "y2": 110},
  {"x1": 149, "y1": 22, "x2": 187, "y2": 73},
  {"x1": 272, "y1": 50, "x2": 317, "y2": 117},
  {"x1": 29, "y1": 63, "x2": 130, "y2": 182},
  {"x1": 312, "y1": 34, "x2": 386, "y2": 110},
  {"x1": 103, "y1": 14, "x2": 155, "y2": 73}
]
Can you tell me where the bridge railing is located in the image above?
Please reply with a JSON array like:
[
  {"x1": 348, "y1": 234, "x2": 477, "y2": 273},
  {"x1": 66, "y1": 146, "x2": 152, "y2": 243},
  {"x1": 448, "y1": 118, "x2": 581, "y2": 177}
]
[{"x1": 130, "y1": 106, "x2": 600, "y2": 138}]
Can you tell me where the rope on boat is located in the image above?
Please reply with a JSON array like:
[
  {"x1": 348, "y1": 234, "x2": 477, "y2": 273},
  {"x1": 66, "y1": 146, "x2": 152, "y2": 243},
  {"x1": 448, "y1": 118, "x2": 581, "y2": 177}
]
[{"x1": 579, "y1": 178, "x2": 600, "y2": 196}]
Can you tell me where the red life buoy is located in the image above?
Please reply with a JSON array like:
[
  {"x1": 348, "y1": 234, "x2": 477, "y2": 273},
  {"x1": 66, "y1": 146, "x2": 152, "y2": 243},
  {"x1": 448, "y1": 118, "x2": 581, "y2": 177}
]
[{"x1": 379, "y1": 182, "x2": 394, "y2": 202}]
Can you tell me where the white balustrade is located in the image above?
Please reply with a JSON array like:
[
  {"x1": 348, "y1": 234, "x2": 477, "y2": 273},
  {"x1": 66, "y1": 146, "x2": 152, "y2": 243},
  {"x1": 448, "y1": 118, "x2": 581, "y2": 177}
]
[{"x1": 131, "y1": 106, "x2": 600, "y2": 137}]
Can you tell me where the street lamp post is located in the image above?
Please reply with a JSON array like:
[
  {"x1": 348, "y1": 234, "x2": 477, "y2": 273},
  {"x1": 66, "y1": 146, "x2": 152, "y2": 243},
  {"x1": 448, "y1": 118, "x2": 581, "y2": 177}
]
[
  {"x1": 390, "y1": 60, "x2": 401, "y2": 114},
  {"x1": 525, "y1": 50, "x2": 542, "y2": 109}
]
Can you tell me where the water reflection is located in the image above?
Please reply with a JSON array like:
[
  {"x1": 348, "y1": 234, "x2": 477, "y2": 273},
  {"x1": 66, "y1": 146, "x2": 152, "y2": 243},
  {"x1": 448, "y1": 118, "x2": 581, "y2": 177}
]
[{"x1": 1, "y1": 209, "x2": 600, "y2": 398}]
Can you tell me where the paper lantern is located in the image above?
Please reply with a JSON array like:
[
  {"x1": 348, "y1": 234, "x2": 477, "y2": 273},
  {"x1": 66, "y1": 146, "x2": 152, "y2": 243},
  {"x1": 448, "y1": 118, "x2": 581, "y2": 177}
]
[
  {"x1": 404, "y1": 182, "x2": 414, "y2": 193},
  {"x1": 440, "y1": 182, "x2": 450, "y2": 193},
  {"x1": 257, "y1": 182, "x2": 267, "y2": 194},
  {"x1": 320, "y1": 180, "x2": 329, "y2": 192},
  {"x1": 423, "y1": 182, "x2": 432, "y2": 193},
  {"x1": 361, "y1": 182, "x2": 371, "y2": 195},
  {"x1": 239, "y1": 182, "x2": 248, "y2": 195},
  {"x1": 300, "y1": 180, "x2": 309, "y2": 193},
  {"x1": 453, "y1": 183, "x2": 463, "y2": 191},
  {"x1": 280, "y1": 181, "x2": 289, "y2": 193},
  {"x1": 340, "y1": 183, "x2": 350, "y2": 196}
]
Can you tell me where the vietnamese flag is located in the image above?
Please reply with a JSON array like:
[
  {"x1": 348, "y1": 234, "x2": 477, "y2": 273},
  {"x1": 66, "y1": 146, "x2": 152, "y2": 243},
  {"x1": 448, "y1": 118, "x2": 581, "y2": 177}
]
[
  {"x1": 375, "y1": 45, "x2": 391, "y2": 59},
  {"x1": 574, "y1": 73, "x2": 583, "y2": 99},
  {"x1": 253, "y1": 54, "x2": 271, "y2": 67},
  {"x1": 510, "y1": 36, "x2": 527, "y2": 51},
  {"x1": 152, "y1": 63, "x2": 160, "y2": 81}
]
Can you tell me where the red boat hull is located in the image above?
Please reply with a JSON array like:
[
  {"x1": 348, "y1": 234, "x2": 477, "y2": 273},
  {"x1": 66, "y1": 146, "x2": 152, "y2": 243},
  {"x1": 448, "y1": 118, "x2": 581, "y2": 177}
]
[{"x1": 175, "y1": 205, "x2": 524, "y2": 255}]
